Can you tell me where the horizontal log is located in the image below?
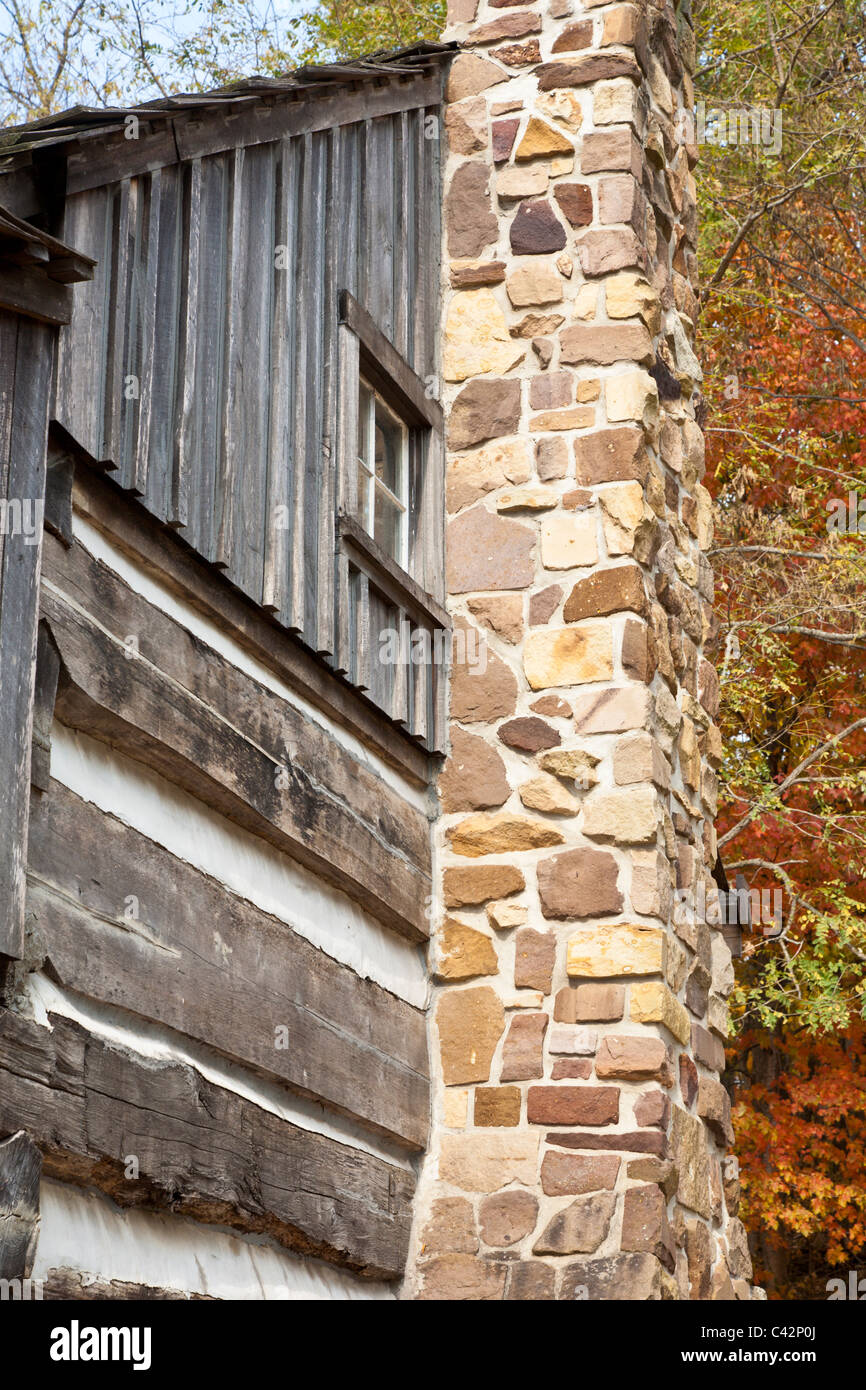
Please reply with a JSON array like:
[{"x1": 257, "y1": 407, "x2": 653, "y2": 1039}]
[
  {"x1": 0, "y1": 1009, "x2": 414, "y2": 1279},
  {"x1": 27, "y1": 781, "x2": 428, "y2": 1151},
  {"x1": 69, "y1": 463, "x2": 433, "y2": 786},
  {"x1": 41, "y1": 551, "x2": 431, "y2": 942}
]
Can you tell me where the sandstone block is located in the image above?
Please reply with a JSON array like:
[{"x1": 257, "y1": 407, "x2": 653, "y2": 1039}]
[
  {"x1": 436, "y1": 919, "x2": 499, "y2": 981},
  {"x1": 447, "y1": 811, "x2": 564, "y2": 857},
  {"x1": 479, "y1": 1189, "x2": 538, "y2": 1247},
  {"x1": 438, "y1": 986, "x2": 505, "y2": 1085},
  {"x1": 523, "y1": 625, "x2": 613, "y2": 689},
  {"x1": 500, "y1": 1011, "x2": 548, "y2": 1081},
  {"x1": 514, "y1": 927, "x2": 557, "y2": 992},
  {"x1": 439, "y1": 1130, "x2": 540, "y2": 1193},
  {"x1": 449, "y1": 377, "x2": 522, "y2": 451},
  {"x1": 448, "y1": 505, "x2": 534, "y2": 592},
  {"x1": 533, "y1": 1193, "x2": 616, "y2": 1254},
  {"x1": 444, "y1": 864, "x2": 525, "y2": 907},
  {"x1": 567, "y1": 923, "x2": 665, "y2": 978},
  {"x1": 538, "y1": 847, "x2": 623, "y2": 919},
  {"x1": 595, "y1": 1034, "x2": 669, "y2": 1082},
  {"x1": 630, "y1": 982, "x2": 691, "y2": 1045},
  {"x1": 540, "y1": 512, "x2": 598, "y2": 570},
  {"x1": 444, "y1": 289, "x2": 525, "y2": 382},
  {"x1": 527, "y1": 1085, "x2": 619, "y2": 1126},
  {"x1": 440, "y1": 727, "x2": 511, "y2": 812}
]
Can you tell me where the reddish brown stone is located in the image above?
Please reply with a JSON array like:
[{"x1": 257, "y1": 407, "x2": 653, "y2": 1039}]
[
  {"x1": 559, "y1": 322, "x2": 653, "y2": 365},
  {"x1": 537, "y1": 53, "x2": 641, "y2": 89},
  {"x1": 684, "y1": 1218, "x2": 712, "y2": 1299},
  {"x1": 532, "y1": 337, "x2": 553, "y2": 368},
  {"x1": 500, "y1": 1012, "x2": 548, "y2": 1081},
  {"x1": 560, "y1": 1252, "x2": 667, "y2": 1300},
  {"x1": 447, "y1": 161, "x2": 498, "y2": 258},
  {"x1": 510, "y1": 200, "x2": 567, "y2": 255},
  {"x1": 554, "y1": 983, "x2": 625, "y2": 1023},
  {"x1": 685, "y1": 959, "x2": 711, "y2": 1018},
  {"x1": 530, "y1": 373, "x2": 572, "y2": 411},
  {"x1": 467, "y1": 9, "x2": 541, "y2": 41},
  {"x1": 581, "y1": 129, "x2": 642, "y2": 177},
  {"x1": 552, "y1": 1059, "x2": 593, "y2": 1079},
  {"x1": 599, "y1": 174, "x2": 645, "y2": 230},
  {"x1": 574, "y1": 427, "x2": 648, "y2": 486},
  {"x1": 621, "y1": 1184, "x2": 675, "y2": 1271},
  {"x1": 541, "y1": 1151, "x2": 620, "y2": 1195},
  {"x1": 448, "y1": 505, "x2": 534, "y2": 592},
  {"x1": 550, "y1": 19, "x2": 593, "y2": 52},
  {"x1": 634, "y1": 1089, "x2": 670, "y2": 1130},
  {"x1": 537, "y1": 847, "x2": 623, "y2": 920},
  {"x1": 511, "y1": 312, "x2": 565, "y2": 338},
  {"x1": 691, "y1": 1022, "x2": 725, "y2": 1074},
  {"x1": 533, "y1": 1193, "x2": 616, "y2": 1254},
  {"x1": 492, "y1": 117, "x2": 520, "y2": 162},
  {"x1": 562, "y1": 487, "x2": 593, "y2": 510},
  {"x1": 563, "y1": 563, "x2": 648, "y2": 623},
  {"x1": 450, "y1": 260, "x2": 507, "y2": 288},
  {"x1": 506, "y1": 1263, "x2": 556, "y2": 1299},
  {"x1": 595, "y1": 1035, "x2": 669, "y2": 1082},
  {"x1": 697, "y1": 1076, "x2": 734, "y2": 1146},
  {"x1": 443, "y1": 864, "x2": 525, "y2": 907},
  {"x1": 491, "y1": 39, "x2": 542, "y2": 67},
  {"x1": 449, "y1": 377, "x2": 522, "y2": 451},
  {"x1": 679, "y1": 1052, "x2": 698, "y2": 1108},
  {"x1": 553, "y1": 182, "x2": 593, "y2": 228},
  {"x1": 475, "y1": 1085, "x2": 522, "y2": 1127},
  {"x1": 547, "y1": 1130, "x2": 668, "y2": 1156},
  {"x1": 536, "y1": 436, "x2": 568, "y2": 480},
  {"x1": 498, "y1": 716, "x2": 561, "y2": 753},
  {"x1": 530, "y1": 693, "x2": 570, "y2": 718},
  {"x1": 450, "y1": 619, "x2": 518, "y2": 724},
  {"x1": 418, "y1": 1254, "x2": 507, "y2": 1300},
  {"x1": 439, "y1": 727, "x2": 511, "y2": 812},
  {"x1": 515, "y1": 928, "x2": 557, "y2": 993},
  {"x1": 479, "y1": 1189, "x2": 538, "y2": 1247},
  {"x1": 421, "y1": 1197, "x2": 478, "y2": 1255},
  {"x1": 622, "y1": 617, "x2": 656, "y2": 683},
  {"x1": 628, "y1": 1156, "x2": 677, "y2": 1198},
  {"x1": 527, "y1": 1085, "x2": 619, "y2": 1126}
]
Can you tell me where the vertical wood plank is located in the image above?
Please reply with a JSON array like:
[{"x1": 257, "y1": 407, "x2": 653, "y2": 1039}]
[
  {"x1": 315, "y1": 128, "x2": 338, "y2": 658},
  {"x1": 287, "y1": 133, "x2": 309, "y2": 632},
  {"x1": 263, "y1": 137, "x2": 294, "y2": 614},
  {"x1": 214, "y1": 146, "x2": 244, "y2": 568},
  {"x1": 0, "y1": 316, "x2": 52, "y2": 961},
  {"x1": 194, "y1": 153, "x2": 228, "y2": 563},
  {"x1": 170, "y1": 158, "x2": 201, "y2": 531},
  {"x1": 54, "y1": 189, "x2": 111, "y2": 463},
  {"x1": 131, "y1": 169, "x2": 161, "y2": 498}
]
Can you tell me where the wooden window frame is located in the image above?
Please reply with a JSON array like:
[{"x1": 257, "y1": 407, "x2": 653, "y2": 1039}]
[{"x1": 335, "y1": 290, "x2": 447, "y2": 752}]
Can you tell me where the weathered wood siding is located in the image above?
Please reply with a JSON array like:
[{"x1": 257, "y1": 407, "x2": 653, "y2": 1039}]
[{"x1": 54, "y1": 101, "x2": 443, "y2": 744}]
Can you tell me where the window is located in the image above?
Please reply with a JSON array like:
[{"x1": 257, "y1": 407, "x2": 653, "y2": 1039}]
[
  {"x1": 356, "y1": 382, "x2": 408, "y2": 569},
  {"x1": 336, "y1": 290, "x2": 448, "y2": 751}
]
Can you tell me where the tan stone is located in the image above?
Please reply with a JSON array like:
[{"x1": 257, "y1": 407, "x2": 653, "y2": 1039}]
[
  {"x1": 496, "y1": 165, "x2": 548, "y2": 200},
  {"x1": 572, "y1": 684, "x2": 650, "y2": 733},
  {"x1": 437, "y1": 985, "x2": 505, "y2": 1084},
  {"x1": 474, "y1": 1085, "x2": 521, "y2": 1127},
  {"x1": 560, "y1": 322, "x2": 653, "y2": 366},
  {"x1": 630, "y1": 982, "x2": 691, "y2": 1045},
  {"x1": 573, "y1": 283, "x2": 598, "y2": 320},
  {"x1": 507, "y1": 262, "x2": 563, "y2": 307},
  {"x1": 605, "y1": 272, "x2": 661, "y2": 333},
  {"x1": 531, "y1": 405, "x2": 595, "y2": 432},
  {"x1": 442, "y1": 1088, "x2": 469, "y2": 1127},
  {"x1": 443, "y1": 863, "x2": 525, "y2": 907},
  {"x1": 539, "y1": 747, "x2": 599, "y2": 788},
  {"x1": 436, "y1": 919, "x2": 499, "y2": 981},
  {"x1": 466, "y1": 593, "x2": 524, "y2": 644},
  {"x1": 496, "y1": 486, "x2": 559, "y2": 512},
  {"x1": 536, "y1": 88, "x2": 584, "y2": 131},
  {"x1": 541, "y1": 1151, "x2": 620, "y2": 1196},
  {"x1": 443, "y1": 289, "x2": 525, "y2": 383},
  {"x1": 670, "y1": 1106, "x2": 712, "y2": 1218},
  {"x1": 566, "y1": 923, "x2": 665, "y2": 978},
  {"x1": 594, "y1": 77, "x2": 639, "y2": 126},
  {"x1": 487, "y1": 900, "x2": 529, "y2": 930},
  {"x1": 599, "y1": 480, "x2": 653, "y2": 556},
  {"x1": 595, "y1": 1034, "x2": 669, "y2": 1082},
  {"x1": 613, "y1": 730, "x2": 669, "y2": 789},
  {"x1": 446, "y1": 438, "x2": 531, "y2": 512},
  {"x1": 420, "y1": 1197, "x2": 477, "y2": 1256},
  {"x1": 540, "y1": 512, "x2": 598, "y2": 570},
  {"x1": 524, "y1": 624, "x2": 613, "y2": 689},
  {"x1": 418, "y1": 1253, "x2": 507, "y2": 1300},
  {"x1": 447, "y1": 811, "x2": 564, "y2": 857},
  {"x1": 446, "y1": 52, "x2": 509, "y2": 102},
  {"x1": 581, "y1": 786, "x2": 660, "y2": 844},
  {"x1": 440, "y1": 726, "x2": 511, "y2": 811},
  {"x1": 605, "y1": 370, "x2": 659, "y2": 424},
  {"x1": 519, "y1": 772, "x2": 579, "y2": 814},
  {"x1": 577, "y1": 377, "x2": 601, "y2": 402},
  {"x1": 516, "y1": 115, "x2": 574, "y2": 161}
]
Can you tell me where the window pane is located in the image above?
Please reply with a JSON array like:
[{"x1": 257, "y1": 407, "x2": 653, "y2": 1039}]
[
  {"x1": 357, "y1": 385, "x2": 373, "y2": 466},
  {"x1": 374, "y1": 399, "x2": 403, "y2": 496},
  {"x1": 374, "y1": 484, "x2": 404, "y2": 562},
  {"x1": 357, "y1": 462, "x2": 372, "y2": 528}
]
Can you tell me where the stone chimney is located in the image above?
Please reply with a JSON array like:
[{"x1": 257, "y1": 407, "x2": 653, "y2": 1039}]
[{"x1": 404, "y1": 0, "x2": 756, "y2": 1300}]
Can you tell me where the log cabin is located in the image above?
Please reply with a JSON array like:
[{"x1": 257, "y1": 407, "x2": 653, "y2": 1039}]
[{"x1": 0, "y1": 4, "x2": 756, "y2": 1302}]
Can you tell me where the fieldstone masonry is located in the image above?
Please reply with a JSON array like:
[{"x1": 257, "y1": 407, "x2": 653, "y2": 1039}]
[{"x1": 404, "y1": 0, "x2": 757, "y2": 1300}]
